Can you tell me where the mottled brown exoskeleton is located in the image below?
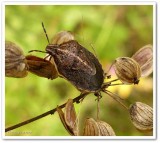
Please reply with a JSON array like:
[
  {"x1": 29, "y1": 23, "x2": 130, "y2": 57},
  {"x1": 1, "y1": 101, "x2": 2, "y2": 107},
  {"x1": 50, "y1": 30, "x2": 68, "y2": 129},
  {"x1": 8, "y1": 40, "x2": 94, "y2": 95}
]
[
  {"x1": 29, "y1": 23, "x2": 106, "y2": 97},
  {"x1": 46, "y1": 40, "x2": 104, "y2": 94}
]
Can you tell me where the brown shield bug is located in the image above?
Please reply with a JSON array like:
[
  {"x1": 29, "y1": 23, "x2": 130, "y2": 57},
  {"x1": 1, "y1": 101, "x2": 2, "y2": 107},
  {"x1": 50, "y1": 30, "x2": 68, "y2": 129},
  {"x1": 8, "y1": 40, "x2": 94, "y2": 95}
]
[
  {"x1": 30, "y1": 23, "x2": 104, "y2": 94},
  {"x1": 46, "y1": 40, "x2": 104, "y2": 93}
]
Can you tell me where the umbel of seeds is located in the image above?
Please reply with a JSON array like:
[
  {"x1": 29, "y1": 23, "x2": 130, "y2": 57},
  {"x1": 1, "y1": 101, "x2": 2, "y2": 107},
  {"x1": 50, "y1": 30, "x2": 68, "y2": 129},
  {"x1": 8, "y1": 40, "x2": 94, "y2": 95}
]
[
  {"x1": 113, "y1": 45, "x2": 153, "y2": 84},
  {"x1": 113, "y1": 57, "x2": 141, "y2": 84},
  {"x1": 57, "y1": 99, "x2": 116, "y2": 136},
  {"x1": 83, "y1": 118, "x2": 116, "y2": 136},
  {"x1": 5, "y1": 41, "x2": 28, "y2": 78},
  {"x1": 129, "y1": 102, "x2": 153, "y2": 131}
]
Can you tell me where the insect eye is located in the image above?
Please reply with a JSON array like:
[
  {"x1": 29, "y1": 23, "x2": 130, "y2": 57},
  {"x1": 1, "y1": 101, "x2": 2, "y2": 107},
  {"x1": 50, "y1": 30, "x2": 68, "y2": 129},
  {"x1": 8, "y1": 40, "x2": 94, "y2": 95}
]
[{"x1": 46, "y1": 45, "x2": 54, "y2": 51}]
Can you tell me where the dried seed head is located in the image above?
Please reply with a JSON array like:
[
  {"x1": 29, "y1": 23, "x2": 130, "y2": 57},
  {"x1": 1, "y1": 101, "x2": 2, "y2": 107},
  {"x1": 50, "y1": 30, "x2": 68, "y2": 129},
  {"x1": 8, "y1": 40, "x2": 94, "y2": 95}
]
[
  {"x1": 65, "y1": 99, "x2": 77, "y2": 136},
  {"x1": 129, "y1": 102, "x2": 153, "y2": 131},
  {"x1": 26, "y1": 55, "x2": 58, "y2": 79},
  {"x1": 57, "y1": 106, "x2": 74, "y2": 135},
  {"x1": 113, "y1": 57, "x2": 141, "y2": 84},
  {"x1": 57, "y1": 99, "x2": 77, "y2": 136},
  {"x1": 97, "y1": 120, "x2": 116, "y2": 136},
  {"x1": 83, "y1": 118, "x2": 100, "y2": 136},
  {"x1": 132, "y1": 45, "x2": 153, "y2": 77},
  {"x1": 51, "y1": 31, "x2": 75, "y2": 45},
  {"x1": 5, "y1": 41, "x2": 28, "y2": 78},
  {"x1": 83, "y1": 118, "x2": 116, "y2": 136}
]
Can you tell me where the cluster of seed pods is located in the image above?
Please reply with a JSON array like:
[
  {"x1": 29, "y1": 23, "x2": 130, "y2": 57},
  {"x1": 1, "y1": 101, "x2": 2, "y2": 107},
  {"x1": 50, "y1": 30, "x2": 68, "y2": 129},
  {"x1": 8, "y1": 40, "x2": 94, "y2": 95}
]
[
  {"x1": 5, "y1": 26, "x2": 153, "y2": 135},
  {"x1": 57, "y1": 99, "x2": 116, "y2": 136},
  {"x1": 113, "y1": 45, "x2": 153, "y2": 85},
  {"x1": 57, "y1": 99, "x2": 153, "y2": 136}
]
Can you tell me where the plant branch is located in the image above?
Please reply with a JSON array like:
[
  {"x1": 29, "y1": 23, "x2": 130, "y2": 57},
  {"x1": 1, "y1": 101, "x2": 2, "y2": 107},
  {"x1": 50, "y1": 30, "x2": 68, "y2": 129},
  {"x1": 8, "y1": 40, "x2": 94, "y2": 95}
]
[{"x1": 5, "y1": 93, "x2": 88, "y2": 132}]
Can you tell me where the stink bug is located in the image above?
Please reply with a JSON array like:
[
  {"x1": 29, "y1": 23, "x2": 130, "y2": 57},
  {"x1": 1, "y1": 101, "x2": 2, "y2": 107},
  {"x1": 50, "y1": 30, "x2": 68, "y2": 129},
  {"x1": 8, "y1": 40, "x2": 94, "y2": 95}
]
[
  {"x1": 29, "y1": 23, "x2": 104, "y2": 94},
  {"x1": 45, "y1": 26, "x2": 104, "y2": 93},
  {"x1": 46, "y1": 40, "x2": 104, "y2": 93}
]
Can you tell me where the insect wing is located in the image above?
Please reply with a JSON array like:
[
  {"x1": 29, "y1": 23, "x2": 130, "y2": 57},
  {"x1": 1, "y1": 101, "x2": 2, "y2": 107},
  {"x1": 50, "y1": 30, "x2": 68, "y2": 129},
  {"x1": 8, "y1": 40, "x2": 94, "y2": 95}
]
[
  {"x1": 75, "y1": 45, "x2": 97, "y2": 75},
  {"x1": 59, "y1": 41, "x2": 97, "y2": 76}
]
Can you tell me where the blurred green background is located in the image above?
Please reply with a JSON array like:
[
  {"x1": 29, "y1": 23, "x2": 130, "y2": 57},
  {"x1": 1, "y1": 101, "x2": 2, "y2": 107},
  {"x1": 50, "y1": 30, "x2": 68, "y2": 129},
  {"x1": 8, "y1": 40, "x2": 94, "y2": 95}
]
[{"x1": 5, "y1": 5, "x2": 153, "y2": 136}]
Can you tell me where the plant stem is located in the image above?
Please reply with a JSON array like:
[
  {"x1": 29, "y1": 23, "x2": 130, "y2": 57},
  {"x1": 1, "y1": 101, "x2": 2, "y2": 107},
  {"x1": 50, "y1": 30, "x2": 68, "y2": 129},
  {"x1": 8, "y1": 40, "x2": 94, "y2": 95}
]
[
  {"x1": 5, "y1": 93, "x2": 88, "y2": 132},
  {"x1": 109, "y1": 83, "x2": 124, "y2": 86},
  {"x1": 96, "y1": 93, "x2": 101, "y2": 120},
  {"x1": 102, "y1": 90, "x2": 128, "y2": 110}
]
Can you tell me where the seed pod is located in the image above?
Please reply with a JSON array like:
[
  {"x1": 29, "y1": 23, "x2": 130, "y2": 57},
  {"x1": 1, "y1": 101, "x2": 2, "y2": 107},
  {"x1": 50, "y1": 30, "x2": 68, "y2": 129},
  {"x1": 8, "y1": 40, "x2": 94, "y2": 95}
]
[
  {"x1": 57, "y1": 99, "x2": 77, "y2": 136},
  {"x1": 5, "y1": 41, "x2": 28, "y2": 78},
  {"x1": 65, "y1": 99, "x2": 77, "y2": 136},
  {"x1": 83, "y1": 118, "x2": 116, "y2": 136},
  {"x1": 57, "y1": 106, "x2": 74, "y2": 136},
  {"x1": 26, "y1": 55, "x2": 58, "y2": 79},
  {"x1": 97, "y1": 120, "x2": 116, "y2": 136},
  {"x1": 113, "y1": 57, "x2": 141, "y2": 84},
  {"x1": 83, "y1": 118, "x2": 100, "y2": 136},
  {"x1": 131, "y1": 45, "x2": 153, "y2": 77},
  {"x1": 51, "y1": 31, "x2": 75, "y2": 45},
  {"x1": 129, "y1": 102, "x2": 153, "y2": 131}
]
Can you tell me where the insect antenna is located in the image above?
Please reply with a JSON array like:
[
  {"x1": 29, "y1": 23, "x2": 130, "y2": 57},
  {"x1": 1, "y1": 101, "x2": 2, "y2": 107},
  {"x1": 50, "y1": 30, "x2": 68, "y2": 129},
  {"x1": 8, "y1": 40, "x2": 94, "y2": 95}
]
[
  {"x1": 42, "y1": 22, "x2": 50, "y2": 44},
  {"x1": 81, "y1": 15, "x2": 85, "y2": 44},
  {"x1": 28, "y1": 23, "x2": 50, "y2": 54}
]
